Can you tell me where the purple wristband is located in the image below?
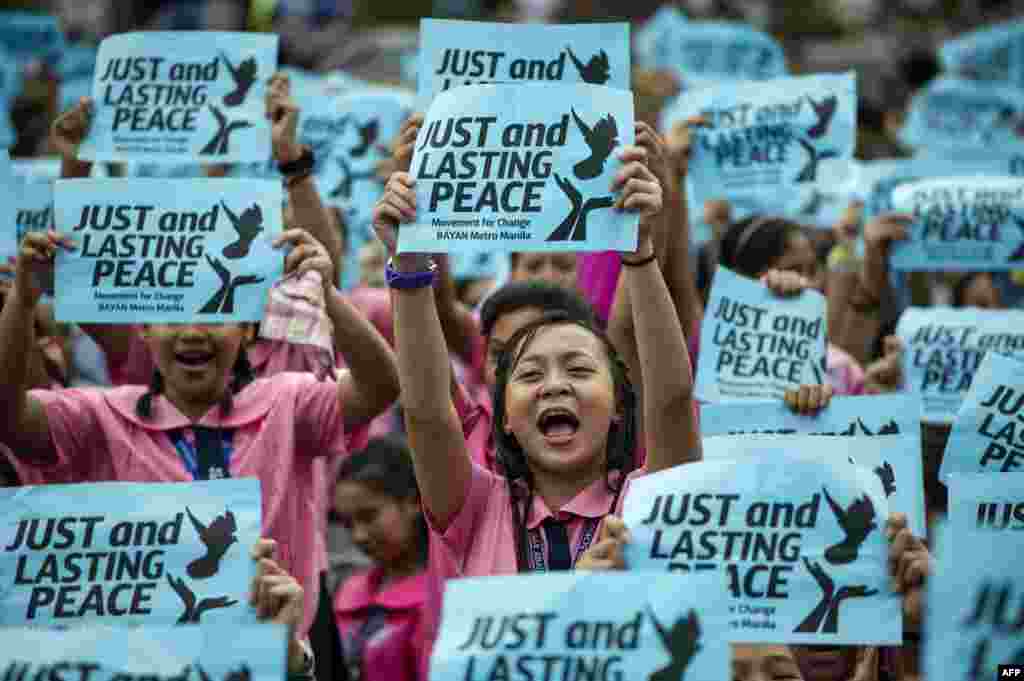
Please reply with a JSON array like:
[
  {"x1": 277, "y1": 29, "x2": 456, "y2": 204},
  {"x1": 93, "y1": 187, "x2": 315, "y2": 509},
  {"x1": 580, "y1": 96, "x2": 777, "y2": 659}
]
[{"x1": 386, "y1": 258, "x2": 437, "y2": 290}]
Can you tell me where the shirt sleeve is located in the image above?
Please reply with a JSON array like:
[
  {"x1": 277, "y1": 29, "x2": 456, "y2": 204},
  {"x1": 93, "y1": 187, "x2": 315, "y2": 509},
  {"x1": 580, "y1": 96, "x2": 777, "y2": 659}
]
[
  {"x1": 27, "y1": 387, "x2": 108, "y2": 481},
  {"x1": 292, "y1": 373, "x2": 349, "y2": 460},
  {"x1": 423, "y1": 461, "x2": 499, "y2": 559}
]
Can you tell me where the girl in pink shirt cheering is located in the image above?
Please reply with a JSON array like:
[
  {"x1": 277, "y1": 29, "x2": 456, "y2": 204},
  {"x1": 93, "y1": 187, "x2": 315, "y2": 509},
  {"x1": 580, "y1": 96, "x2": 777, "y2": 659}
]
[
  {"x1": 375, "y1": 146, "x2": 696, "y2": 576},
  {"x1": 0, "y1": 228, "x2": 399, "y2": 641},
  {"x1": 333, "y1": 436, "x2": 430, "y2": 681}
]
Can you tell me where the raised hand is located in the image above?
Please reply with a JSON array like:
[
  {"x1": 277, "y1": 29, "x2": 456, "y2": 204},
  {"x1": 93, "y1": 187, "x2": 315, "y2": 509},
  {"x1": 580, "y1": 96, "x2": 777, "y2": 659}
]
[
  {"x1": 265, "y1": 73, "x2": 302, "y2": 165},
  {"x1": 12, "y1": 231, "x2": 74, "y2": 311},
  {"x1": 51, "y1": 98, "x2": 93, "y2": 160},
  {"x1": 389, "y1": 113, "x2": 424, "y2": 174},
  {"x1": 372, "y1": 172, "x2": 417, "y2": 257},
  {"x1": 665, "y1": 115, "x2": 708, "y2": 180},
  {"x1": 274, "y1": 228, "x2": 335, "y2": 292},
  {"x1": 761, "y1": 268, "x2": 814, "y2": 297},
  {"x1": 576, "y1": 515, "x2": 631, "y2": 571},
  {"x1": 886, "y1": 513, "x2": 930, "y2": 632}
]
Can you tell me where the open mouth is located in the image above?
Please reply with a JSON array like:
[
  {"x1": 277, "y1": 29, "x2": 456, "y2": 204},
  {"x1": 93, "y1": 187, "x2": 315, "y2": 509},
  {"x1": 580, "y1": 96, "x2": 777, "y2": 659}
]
[
  {"x1": 537, "y1": 407, "x2": 580, "y2": 443},
  {"x1": 175, "y1": 350, "x2": 215, "y2": 369}
]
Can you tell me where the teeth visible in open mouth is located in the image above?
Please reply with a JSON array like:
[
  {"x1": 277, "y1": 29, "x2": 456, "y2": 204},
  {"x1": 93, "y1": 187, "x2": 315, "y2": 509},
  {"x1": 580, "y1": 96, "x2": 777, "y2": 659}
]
[
  {"x1": 176, "y1": 352, "x2": 214, "y2": 367},
  {"x1": 538, "y1": 409, "x2": 580, "y2": 436}
]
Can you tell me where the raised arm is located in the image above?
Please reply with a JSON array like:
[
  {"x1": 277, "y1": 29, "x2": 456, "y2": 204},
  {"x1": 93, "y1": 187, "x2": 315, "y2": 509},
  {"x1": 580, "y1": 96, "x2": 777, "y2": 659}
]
[
  {"x1": 0, "y1": 232, "x2": 71, "y2": 460},
  {"x1": 372, "y1": 172, "x2": 473, "y2": 530},
  {"x1": 52, "y1": 98, "x2": 138, "y2": 360},
  {"x1": 274, "y1": 229, "x2": 399, "y2": 429},
  {"x1": 267, "y1": 73, "x2": 344, "y2": 277},
  {"x1": 613, "y1": 147, "x2": 698, "y2": 472}
]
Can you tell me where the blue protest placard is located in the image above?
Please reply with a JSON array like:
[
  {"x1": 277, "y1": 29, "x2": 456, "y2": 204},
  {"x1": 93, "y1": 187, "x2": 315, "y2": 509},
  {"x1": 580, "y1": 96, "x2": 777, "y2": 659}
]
[
  {"x1": 889, "y1": 176, "x2": 1024, "y2": 271},
  {"x1": 0, "y1": 43, "x2": 22, "y2": 148},
  {"x1": 78, "y1": 32, "x2": 278, "y2": 163},
  {"x1": 941, "y1": 351, "x2": 1024, "y2": 479},
  {"x1": 54, "y1": 178, "x2": 284, "y2": 323},
  {"x1": 899, "y1": 77, "x2": 1024, "y2": 156},
  {"x1": 648, "y1": 20, "x2": 786, "y2": 88},
  {"x1": 860, "y1": 156, "x2": 1023, "y2": 221},
  {"x1": 0, "y1": 623, "x2": 287, "y2": 680},
  {"x1": 14, "y1": 181, "x2": 54, "y2": 243},
  {"x1": 318, "y1": 87, "x2": 414, "y2": 289},
  {"x1": 897, "y1": 306, "x2": 1024, "y2": 423},
  {"x1": 633, "y1": 6, "x2": 688, "y2": 71},
  {"x1": 0, "y1": 150, "x2": 14, "y2": 269},
  {"x1": 429, "y1": 572, "x2": 730, "y2": 681},
  {"x1": 622, "y1": 451, "x2": 899, "y2": 644},
  {"x1": 399, "y1": 83, "x2": 637, "y2": 254},
  {"x1": 671, "y1": 72, "x2": 856, "y2": 227},
  {"x1": 941, "y1": 20, "x2": 1024, "y2": 89},
  {"x1": 0, "y1": 478, "x2": 261, "y2": 627},
  {"x1": 697, "y1": 433, "x2": 926, "y2": 538},
  {"x1": 695, "y1": 266, "x2": 827, "y2": 402},
  {"x1": 701, "y1": 393, "x2": 919, "y2": 439},
  {"x1": 417, "y1": 19, "x2": 630, "y2": 106},
  {"x1": 928, "y1": 474, "x2": 1024, "y2": 681},
  {"x1": 0, "y1": 12, "x2": 65, "y2": 69}
]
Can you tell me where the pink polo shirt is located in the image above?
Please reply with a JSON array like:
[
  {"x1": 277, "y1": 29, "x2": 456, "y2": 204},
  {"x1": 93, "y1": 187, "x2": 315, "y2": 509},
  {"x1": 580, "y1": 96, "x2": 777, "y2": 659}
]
[
  {"x1": 334, "y1": 567, "x2": 428, "y2": 681},
  {"x1": 418, "y1": 463, "x2": 645, "y2": 679},
  {"x1": 22, "y1": 372, "x2": 351, "y2": 638}
]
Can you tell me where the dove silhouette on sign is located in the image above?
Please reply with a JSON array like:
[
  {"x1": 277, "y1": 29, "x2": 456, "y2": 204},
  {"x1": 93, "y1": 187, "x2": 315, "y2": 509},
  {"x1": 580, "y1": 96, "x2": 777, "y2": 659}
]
[
  {"x1": 795, "y1": 139, "x2": 839, "y2": 183},
  {"x1": 201, "y1": 106, "x2": 253, "y2": 156},
  {"x1": 794, "y1": 558, "x2": 878, "y2": 634},
  {"x1": 350, "y1": 119, "x2": 380, "y2": 158},
  {"x1": 546, "y1": 173, "x2": 615, "y2": 242},
  {"x1": 220, "y1": 202, "x2": 264, "y2": 260},
  {"x1": 197, "y1": 663, "x2": 251, "y2": 681},
  {"x1": 805, "y1": 95, "x2": 838, "y2": 139},
  {"x1": 570, "y1": 108, "x2": 619, "y2": 180},
  {"x1": 645, "y1": 606, "x2": 702, "y2": 681},
  {"x1": 329, "y1": 157, "x2": 379, "y2": 201},
  {"x1": 873, "y1": 462, "x2": 896, "y2": 498},
  {"x1": 1008, "y1": 217, "x2": 1024, "y2": 261},
  {"x1": 822, "y1": 486, "x2": 877, "y2": 565},
  {"x1": 566, "y1": 47, "x2": 611, "y2": 84},
  {"x1": 186, "y1": 506, "x2": 238, "y2": 579},
  {"x1": 198, "y1": 257, "x2": 265, "y2": 315},
  {"x1": 220, "y1": 51, "x2": 258, "y2": 107},
  {"x1": 166, "y1": 573, "x2": 238, "y2": 624}
]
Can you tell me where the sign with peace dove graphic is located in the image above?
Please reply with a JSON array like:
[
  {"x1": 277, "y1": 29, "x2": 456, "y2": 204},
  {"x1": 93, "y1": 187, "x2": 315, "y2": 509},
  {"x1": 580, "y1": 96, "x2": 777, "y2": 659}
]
[
  {"x1": 79, "y1": 32, "x2": 278, "y2": 163},
  {"x1": 0, "y1": 623, "x2": 286, "y2": 681},
  {"x1": 0, "y1": 479, "x2": 260, "y2": 627},
  {"x1": 622, "y1": 450, "x2": 901, "y2": 644},
  {"x1": 417, "y1": 19, "x2": 629, "y2": 107},
  {"x1": 53, "y1": 178, "x2": 283, "y2": 323},
  {"x1": 399, "y1": 83, "x2": 636, "y2": 254},
  {"x1": 429, "y1": 572, "x2": 729, "y2": 681}
]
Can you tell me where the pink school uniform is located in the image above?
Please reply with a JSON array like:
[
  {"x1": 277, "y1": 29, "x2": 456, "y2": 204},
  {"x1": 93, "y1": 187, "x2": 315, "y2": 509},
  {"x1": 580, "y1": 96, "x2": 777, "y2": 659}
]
[
  {"x1": 334, "y1": 567, "x2": 428, "y2": 681},
  {"x1": 21, "y1": 372, "x2": 351, "y2": 638},
  {"x1": 418, "y1": 464, "x2": 646, "y2": 679}
]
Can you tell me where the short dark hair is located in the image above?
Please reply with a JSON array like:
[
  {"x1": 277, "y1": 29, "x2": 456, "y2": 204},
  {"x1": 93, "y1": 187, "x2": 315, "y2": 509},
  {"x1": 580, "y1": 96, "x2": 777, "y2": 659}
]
[
  {"x1": 719, "y1": 215, "x2": 804, "y2": 278},
  {"x1": 480, "y1": 280, "x2": 596, "y2": 339}
]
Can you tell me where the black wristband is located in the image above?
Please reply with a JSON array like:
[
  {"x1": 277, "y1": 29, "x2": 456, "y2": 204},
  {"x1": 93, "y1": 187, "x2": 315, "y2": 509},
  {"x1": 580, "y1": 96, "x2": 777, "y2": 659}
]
[
  {"x1": 278, "y1": 146, "x2": 314, "y2": 177},
  {"x1": 621, "y1": 252, "x2": 657, "y2": 267}
]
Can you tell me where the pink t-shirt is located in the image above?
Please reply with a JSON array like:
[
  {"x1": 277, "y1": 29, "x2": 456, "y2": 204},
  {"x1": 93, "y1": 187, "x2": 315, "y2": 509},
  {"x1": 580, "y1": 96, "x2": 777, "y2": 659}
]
[
  {"x1": 23, "y1": 372, "x2": 351, "y2": 638},
  {"x1": 334, "y1": 567, "x2": 428, "y2": 681},
  {"x1": 418, "y1": 463, "x2": 645, "y2": 679}
]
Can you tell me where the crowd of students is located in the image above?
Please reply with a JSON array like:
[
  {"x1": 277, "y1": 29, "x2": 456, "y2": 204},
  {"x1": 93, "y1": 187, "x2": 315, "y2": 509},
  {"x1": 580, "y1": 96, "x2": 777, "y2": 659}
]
[{"x1": 2, "y1": 11, "x2": 1012, "y2": 681}]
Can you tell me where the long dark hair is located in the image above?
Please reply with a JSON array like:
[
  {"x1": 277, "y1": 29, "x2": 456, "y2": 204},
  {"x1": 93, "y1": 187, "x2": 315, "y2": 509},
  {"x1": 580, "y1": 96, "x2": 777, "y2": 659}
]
[
  {"x1": 491, "y1": 311, "x2": 638, "y2": 571},
  {"x1": 135, "y1": 351, "x2": 257, "y2": 419},
  {"x1": 336, "y1": 436, "x2": 429, "y2": 566}
]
